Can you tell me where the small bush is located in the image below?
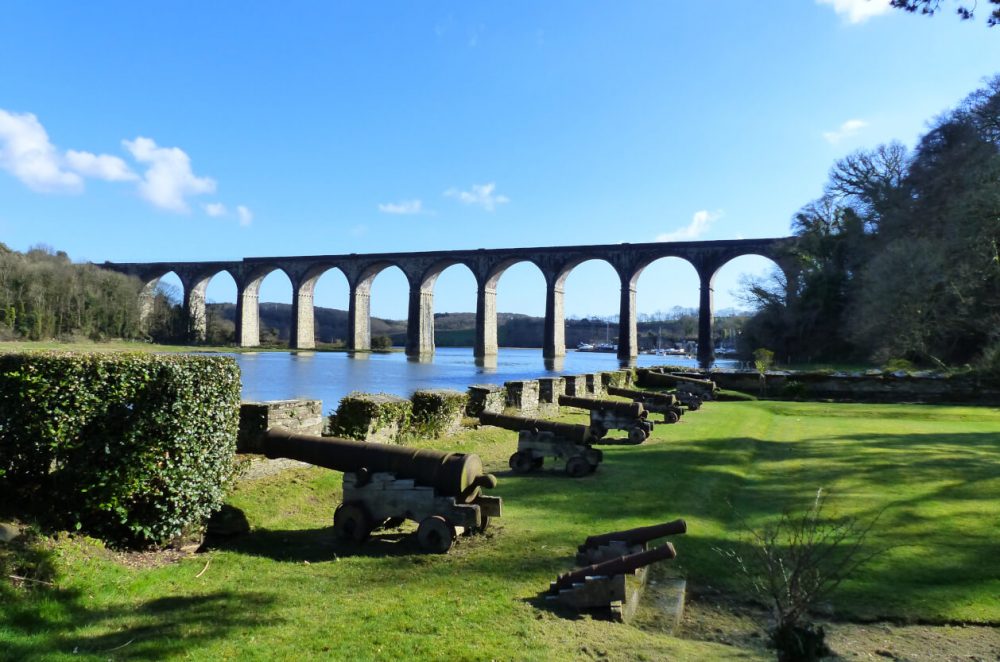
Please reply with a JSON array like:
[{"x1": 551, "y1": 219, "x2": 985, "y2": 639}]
[
  {"x1": 371, "y1": 335, "x2": 393, "y2": 350},
  {"x1": 410, "y1": 389, "x2": 467, "y2": 438},
  {"x1": 328, "y1": 392, "x2": 412, "y2": 442},
  {"x1": 0, "y1": 352, "x2": 241, "y2": 548},
  {"x1": 717, "y1": 489, "x2": 884, "y2": 662}
]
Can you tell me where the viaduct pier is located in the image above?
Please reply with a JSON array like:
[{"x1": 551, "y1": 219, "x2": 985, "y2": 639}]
[{"x1": 103, "y1": 237, "x2": 797, "y2": 367}]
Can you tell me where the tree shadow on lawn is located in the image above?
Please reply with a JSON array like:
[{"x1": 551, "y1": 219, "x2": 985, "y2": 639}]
[
  {"x1": 2, "y1": 585, "x2": 277, "y2": 661},
  {"x1": 204, "y1": 524, "x2": 440, "y2": 562}
]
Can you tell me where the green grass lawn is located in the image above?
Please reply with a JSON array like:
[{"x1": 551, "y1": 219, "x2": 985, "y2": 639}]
[{"x1": 2, "y1": 400, "x2": 998, "y2": 660}]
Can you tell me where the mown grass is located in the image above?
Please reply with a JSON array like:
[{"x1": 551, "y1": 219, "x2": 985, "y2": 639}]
[{"x1": 2, "y1": 400, "x2": 998, "y2": 660}]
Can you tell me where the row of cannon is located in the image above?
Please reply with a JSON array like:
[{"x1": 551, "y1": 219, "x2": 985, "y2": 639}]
[{"x1": 240, "y1": 373, "x2": 717, "y2": 553}]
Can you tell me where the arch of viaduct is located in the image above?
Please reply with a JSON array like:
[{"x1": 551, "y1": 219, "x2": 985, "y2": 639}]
[{"x1": 103, "y1": 237, "x2": 798, "y2": 367}]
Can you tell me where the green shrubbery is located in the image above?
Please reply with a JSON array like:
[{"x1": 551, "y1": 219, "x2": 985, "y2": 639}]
[
  {"x1": 328, "y1": 392, "x2": 413, "y2": 441},
  {"x1": 0, "y1": 352, "x2": 241, "y2": 548},
  {"x1": 411, "y1": 389, "x2": 467, "y2": 437}
]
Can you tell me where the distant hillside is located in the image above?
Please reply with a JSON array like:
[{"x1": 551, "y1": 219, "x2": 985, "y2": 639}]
[{"x1": 207, "y1": 302, "x2": 739, "y2": 349}]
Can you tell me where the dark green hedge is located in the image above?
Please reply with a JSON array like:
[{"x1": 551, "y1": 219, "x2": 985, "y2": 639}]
[
  {"x1": 411, "y1": 389, "x2": 467, "y2": 437},
  {"x1": 328, "y1": 392, "x2": 412, "y2": 441},
  {"x1": 0, "y1": 352, "x2": 241, "y2": 547}
]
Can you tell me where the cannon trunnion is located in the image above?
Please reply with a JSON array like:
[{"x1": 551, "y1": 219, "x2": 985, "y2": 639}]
[
  {"x1": 259, "y1": 429, "x2": 501, "y2": 553},
  {"x1": 478, "y1": 411, "x2": 603, "y2": 478}
]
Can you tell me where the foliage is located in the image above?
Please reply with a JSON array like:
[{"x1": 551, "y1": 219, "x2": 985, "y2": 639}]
[
  {"x1": 327, "y1": 392, "x2": 413, "y2": 441},
  {"x1": 1, "y1": 401, "x2": 998, "y2": 659},
  {"x1": 718, "y1": 489, "x2": 886, "y2": 661},
  {"x1": 409, "y1": 389, "x2": 467, "y2": 437},
  {"x1": 753, "y1": 348, "x2": 774, "y2": 375},
  {"x1": 890, "y1": 0, "x2": 1000, "y2": 26},
  {"x1": 370, "y1": 334, "x2": 393, "y2": 350},
  {"x1": 742, "y1": 76, "x2": 1000, "y2": 369},
  {"x1": 0, "y1": 352, "x2": 241, "y2": 547}
]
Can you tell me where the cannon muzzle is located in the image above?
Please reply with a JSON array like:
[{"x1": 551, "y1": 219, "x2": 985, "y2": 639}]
[
  {"x1": 580, "y1": 519, "x2": 687, "y2": 551},
  {"x1": 550, "y1": 543, "x2": 677, "y2": 593},
  {"x1": 257, "y1": 428, "x2": 496, "y2": 503}
]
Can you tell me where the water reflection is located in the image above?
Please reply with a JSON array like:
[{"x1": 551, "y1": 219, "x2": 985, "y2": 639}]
[{"x1": 230, "y1": 347, "x2": 730, "y2": 412}]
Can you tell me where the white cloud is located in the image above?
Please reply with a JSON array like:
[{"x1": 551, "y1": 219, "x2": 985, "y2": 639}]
[
  {"x1": 817, "y1": 0, "x2": 892, "y2": 24},
  {"x1": 65, "y1": 150, "x2": 137, "y2": 182},
  {"x1": 236, "y1": 205, "x2": 253, "y2": 226},
  {"x1": 444, "y1": 182, "x2": 509, "y2": 211},
  {"x1": 204, "y1": 202, "x2": 227, "y2": 217},
  {"x1": 122, "y1": 136, "x2": 216, "y2": 213},
  {"x1": 0, "y1": 109, "x2": 83, "y2": 193},
  {"x1": 656, "y1": 210, "x2": 723, "y2": 242},
  {"x1": 378, "y1": 199, "x2": 424, "y2": 215},
  {"x1": 823, "y1": 118, "x2": 868, "y2": 144}
]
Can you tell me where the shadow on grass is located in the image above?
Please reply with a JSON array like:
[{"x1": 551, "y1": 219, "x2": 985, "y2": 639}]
[
  {"x1": 205, "y1": 524, "x2": 439, "y2": 561},
  {"x1": 2, "y1": 582, "x2": 277, "y2": 661}
]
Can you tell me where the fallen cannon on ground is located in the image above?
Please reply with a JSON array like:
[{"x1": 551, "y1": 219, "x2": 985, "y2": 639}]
[
  {"x1": 557, "y1": 394, "x2": 654, "y2": 442},
  {"x1": 605, "y1": 386, "x2": 685, "y2": 424},
  {"x1": 247, "y1": 428, "x2": 502, "y2": 553},
  {"x1": 478, "y1": 411, "x2": 603, "y2": 477},
  {"x1": 547, "y1": 542, "x2": 679, "y2": 621},
  {"x1": 577, "y1": 518, "x2": 687, "y2": 563}
]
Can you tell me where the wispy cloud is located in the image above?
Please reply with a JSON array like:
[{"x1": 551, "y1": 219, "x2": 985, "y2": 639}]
[
  {"x1": 0, "y1": 109, "x2": 87, "y2": 192},
  {"x1": 817, "y1": 0, "x2": 892, "y2": 24},
  {"x1": 204, "y1": 202, "x2": 227, "y2": 217},
  {"x1": 123, "y1": 137, "x2": 216, "y2": 213},
  {"x1": 444, "y1": 182, "x2": 509, "y2": 211},
  {"x1": 378, "y1": 199, "x2": 424, "y2": 215},
  {"x1": 236, "y1": 205, "x2": 253, "y2": 226},
  {"x1": 0, "y1": 107, "x2": 249, "y2": 220},
  {"x1": 823, "y1": 118, "x2": 868, "y2": 144},
  {"x1": 656, "y1": 210, "x2": 723, "y2": 242}
]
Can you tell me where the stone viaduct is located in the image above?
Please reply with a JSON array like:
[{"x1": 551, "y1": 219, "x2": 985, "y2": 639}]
[{"x1": 103, "y1": 237, "x2": 798, "y2": 366}]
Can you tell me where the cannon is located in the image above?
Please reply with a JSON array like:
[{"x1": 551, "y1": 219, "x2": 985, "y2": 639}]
[
  {"x1": 547, "y1": 543, "x2": 678, "y2": 620},
  {"x1": 577, "y1": 518, "x2": 687, "y2": 565},
  {"x1": 254, "y1": 428, "x2": 502, "y2": 553},
  {"x1": 640, "y1": 370, "x2": 718, "y2": 401},
  {"x1": 557, "y1": 394, "x2": 654, "y2": 443},
  {"x1": 478, "y1": 411, "x2": 603, "y2": 478},
  {"x1": 605, "y1": 386, "x2": 685, "y2": 424}
]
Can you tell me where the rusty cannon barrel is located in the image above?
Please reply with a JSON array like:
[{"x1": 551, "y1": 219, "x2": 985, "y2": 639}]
[
  {"x1": 259, "y1": 428, "x2": 497, "y2": 503},
  {"x1": 550, "y1": 543, "x2": 677, "y2": 593},
  {"x1": 580, "y1": 519, "x2": 687, "y2": 552},
  {"x1": 557, "y1": 395, "x2": 647, "y2": 418},
  {"x1": 606, "y1": 386, "x2": 678, "y2": 407},
  {"x1": 478, "y1": 411, "x2": 595, "y2": 445}
]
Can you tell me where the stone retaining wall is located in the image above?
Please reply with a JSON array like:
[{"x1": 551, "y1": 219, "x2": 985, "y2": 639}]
[{"x1": 239, "y1": 399, "x2": 323, "y2": 448}]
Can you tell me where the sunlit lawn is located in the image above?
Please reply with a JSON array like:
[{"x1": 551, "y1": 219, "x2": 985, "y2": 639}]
[{"x1": 2, "y1": 400, "x2": 998, "y2": 660}]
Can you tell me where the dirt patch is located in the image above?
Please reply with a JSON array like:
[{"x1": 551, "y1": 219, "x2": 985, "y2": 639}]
[{"x1": 677, "y1": 594, "x2": 1000, "y2": 661}]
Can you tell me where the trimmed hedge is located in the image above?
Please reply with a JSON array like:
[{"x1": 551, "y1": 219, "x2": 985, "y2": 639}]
[{"x1": 0, "y1": 352, "x2": 241, "y2": 547}]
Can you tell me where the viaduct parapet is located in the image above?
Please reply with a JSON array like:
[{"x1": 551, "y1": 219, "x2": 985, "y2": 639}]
[{"x1": 103, "y1": 237, "x2": 798, "y2": 367}]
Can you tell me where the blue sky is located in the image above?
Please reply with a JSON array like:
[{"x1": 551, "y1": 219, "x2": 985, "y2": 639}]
[{"x1": 1, "y1": 1, "x2": 998, "y2": 320}]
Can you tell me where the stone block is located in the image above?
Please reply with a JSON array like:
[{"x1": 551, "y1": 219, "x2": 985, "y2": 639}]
[
  {"x1": 239, "y1": 399, "x2": 324, "y2": 450},
  {"x1": 564, "y1": 375, "x2": 587, "y2": 397},
  {"x1": 466, "y1": 384, "x2": 507, "y2": 417},
  {"x1": 585, "y1": 373, "x2": 604, "y2": 397},
  {"x1": 505, "y1": 380, "x2": 540, "y2": 414},
  {"x1": 537, "y1": 377, "x2": 565, "y2": 416}
]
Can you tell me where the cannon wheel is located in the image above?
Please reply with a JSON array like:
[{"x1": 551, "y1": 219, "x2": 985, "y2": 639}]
[
  {"x1": 464, "y1": 514, "x2": 491, "y2": 536},
  {"x1": 417, "y1": 515, "x2": 456, "y2": 553},
  {"x1": 532, "y1": 456, "x2": 545, "y2": 469},
  {"x1": 590, "y1": 423, "x2": 607, "y2": 439},
  {"x1": 628, "y1": 427, "x2": 647, "y2": 445},
  {"x1": 565, "y1": 456, "x2": 590, "y2": 478},
  {"x1": 686, "y1": 399, "x2": 701, "y2": 411},
  {"x1": 663, "y1": 410, "x2": 679, "y2": 424},
  {"x1": 333, "y1": 502, "x2": 373, "y2": 543},
  {"x1": 509, "y1": 451, "x2": 535, "y2": 473}
]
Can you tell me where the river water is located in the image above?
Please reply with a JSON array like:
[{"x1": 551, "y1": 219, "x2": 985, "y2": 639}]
[{"x1": 231, "y1": 347, "x2": 734, "y2": 413}]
